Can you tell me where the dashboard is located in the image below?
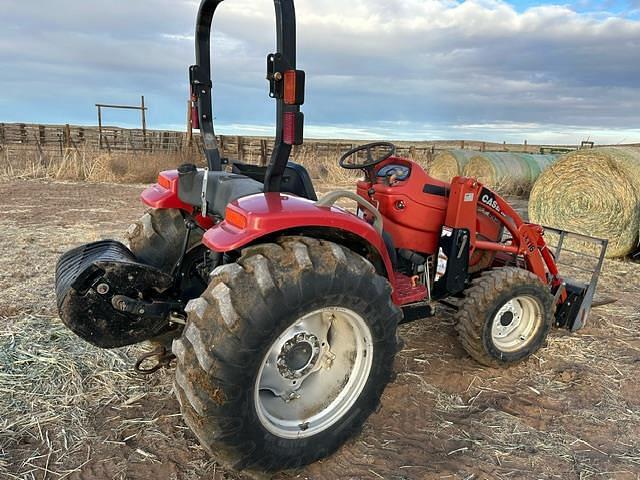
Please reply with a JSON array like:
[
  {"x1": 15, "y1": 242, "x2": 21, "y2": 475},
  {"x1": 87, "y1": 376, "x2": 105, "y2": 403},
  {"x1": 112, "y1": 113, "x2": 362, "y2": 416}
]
[{"x1": 377, "y1": 164, "x2": 411, "y2": 182}]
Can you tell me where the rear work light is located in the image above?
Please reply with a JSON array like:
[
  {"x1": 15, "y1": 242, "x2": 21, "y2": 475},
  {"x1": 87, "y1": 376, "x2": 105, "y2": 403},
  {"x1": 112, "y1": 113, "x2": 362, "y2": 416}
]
[
  {"x1": 225, "y1": 208, "x2": 247, "y2": 229},
  {"x1": 283, "y1": 70, "x2": 305, "y2": 105}
]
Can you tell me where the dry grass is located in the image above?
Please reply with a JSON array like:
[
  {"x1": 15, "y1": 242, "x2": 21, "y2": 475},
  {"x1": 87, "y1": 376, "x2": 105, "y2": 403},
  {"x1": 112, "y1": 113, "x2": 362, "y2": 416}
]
[
  {"x1": 0, "y1": 313, "x2": 144, "y2": 478},
  {"x1": 529, "y1": 147, "x2": 640, "y2": 258},
  {"x1": 0, "y1": 144, "x2": 201, "y2": 184},
  {"x1": 0, "y1": 140, "x2": 434, "y2": 189}
]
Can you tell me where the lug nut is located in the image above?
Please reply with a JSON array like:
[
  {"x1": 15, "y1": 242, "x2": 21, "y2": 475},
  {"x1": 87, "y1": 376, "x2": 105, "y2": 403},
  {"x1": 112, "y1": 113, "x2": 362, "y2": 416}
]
[{"x1": 96, "y1": 283, "x2": 109, "y2": 295}]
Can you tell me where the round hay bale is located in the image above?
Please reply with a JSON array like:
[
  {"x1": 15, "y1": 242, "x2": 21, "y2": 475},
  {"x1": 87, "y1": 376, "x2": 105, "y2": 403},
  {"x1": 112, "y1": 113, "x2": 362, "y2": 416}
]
[
  {"x1": 430, "y1": 150, "x2": 476, "y2": 182},
  {"x1": 463, "y1": 152, "x2": 557, "y2": 194},
  {"x1": 529, "y1": 147, "x2": 640, "y2": 258}
]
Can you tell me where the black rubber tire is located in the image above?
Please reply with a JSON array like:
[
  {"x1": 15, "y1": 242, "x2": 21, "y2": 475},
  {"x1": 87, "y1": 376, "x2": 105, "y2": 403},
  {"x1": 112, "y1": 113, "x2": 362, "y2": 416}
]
[
  {"x1": 126, "y1": 208, "x2": 202, "y2": 273},
  {"x1": 126, "y1": 208, "x2": 205, "y2": 348},
  {"x1": 454, "y1": 267, "x2": 554, "y2": 367},
  {"x1": 172, "y1": 236, "x2": 402, "y2": 471}
]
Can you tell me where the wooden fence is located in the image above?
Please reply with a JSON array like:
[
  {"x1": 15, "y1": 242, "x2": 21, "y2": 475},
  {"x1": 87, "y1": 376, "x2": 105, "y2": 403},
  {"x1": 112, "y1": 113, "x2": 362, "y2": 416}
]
[{"x1": 0, "y1": 122, "x2": 577, "y2": 168}]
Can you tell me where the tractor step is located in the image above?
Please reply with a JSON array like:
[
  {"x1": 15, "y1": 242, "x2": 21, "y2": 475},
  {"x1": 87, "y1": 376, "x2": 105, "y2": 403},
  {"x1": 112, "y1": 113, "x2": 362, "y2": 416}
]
[
  {"x1": 394, "y1": 273, "x2": 429, "y2": 305},
  {"x1": 55, "y1": 240, "x2": 180, "y2": 348}
]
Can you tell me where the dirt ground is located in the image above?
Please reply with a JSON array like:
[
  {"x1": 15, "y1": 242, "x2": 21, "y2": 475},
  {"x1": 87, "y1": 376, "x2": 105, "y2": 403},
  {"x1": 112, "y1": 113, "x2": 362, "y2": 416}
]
[{"x1": 1, "y1": 178, "x2": 639, "y2": 480}]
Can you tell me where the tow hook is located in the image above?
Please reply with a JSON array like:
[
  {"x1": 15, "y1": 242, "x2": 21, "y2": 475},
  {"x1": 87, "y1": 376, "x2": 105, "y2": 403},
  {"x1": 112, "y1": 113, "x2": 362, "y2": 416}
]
[{"x1": 134, "y1": 346, "x2": 176, "y2": 374}]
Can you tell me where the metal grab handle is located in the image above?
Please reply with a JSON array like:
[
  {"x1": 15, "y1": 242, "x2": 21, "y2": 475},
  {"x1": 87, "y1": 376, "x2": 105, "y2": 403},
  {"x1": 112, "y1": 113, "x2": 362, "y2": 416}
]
[{"x1": 316, "y1": 190, "x2": 383, "y2": 235}]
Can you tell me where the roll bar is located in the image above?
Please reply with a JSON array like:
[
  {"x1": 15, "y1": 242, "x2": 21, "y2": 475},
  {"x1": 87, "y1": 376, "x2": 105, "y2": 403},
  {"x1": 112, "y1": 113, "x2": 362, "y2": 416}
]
[{"x1": 189, "y1": 0, "x2": 304, "y2": 192}]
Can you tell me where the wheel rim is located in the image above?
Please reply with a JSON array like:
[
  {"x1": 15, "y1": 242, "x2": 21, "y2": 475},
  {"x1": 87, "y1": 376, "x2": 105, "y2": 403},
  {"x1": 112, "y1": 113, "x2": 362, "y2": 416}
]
[
  {"x1": 254, "y1": 307, "x2": 373, "y2": 439},
  {"x1": 490, "y1": 295, "x2": 543, "y2": 352}
]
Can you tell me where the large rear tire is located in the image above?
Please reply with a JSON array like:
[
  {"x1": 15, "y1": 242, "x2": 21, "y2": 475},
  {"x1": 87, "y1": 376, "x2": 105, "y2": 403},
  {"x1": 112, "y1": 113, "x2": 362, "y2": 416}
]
[
  {"x1": 454, "y1": 267, "x2": 554, "y2": 367},
  {"x1": 126, "y1": 208, "x2": 206, "y2": 347},
  {"x1": 126, "y1": 208, "x2": 202, "y2": 273},
  {"x1": 172, "y1": 236, "x2": 402, "y2": 470}
]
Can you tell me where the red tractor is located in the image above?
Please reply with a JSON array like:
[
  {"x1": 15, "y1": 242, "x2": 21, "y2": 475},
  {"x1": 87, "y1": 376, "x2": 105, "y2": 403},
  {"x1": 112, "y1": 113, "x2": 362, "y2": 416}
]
[{"x1": 55, "y1": 0, "x2": 607, "y2": 471}]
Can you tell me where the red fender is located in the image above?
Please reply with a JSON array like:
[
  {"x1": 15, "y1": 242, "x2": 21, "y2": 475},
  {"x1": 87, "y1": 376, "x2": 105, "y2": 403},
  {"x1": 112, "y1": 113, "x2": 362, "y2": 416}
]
[
  {"x1": 202, "y1": 191, "x2": 396, "y2": 278},
  {"x1": 140, "y1": 170, "x2": 214, "y2": 229}
]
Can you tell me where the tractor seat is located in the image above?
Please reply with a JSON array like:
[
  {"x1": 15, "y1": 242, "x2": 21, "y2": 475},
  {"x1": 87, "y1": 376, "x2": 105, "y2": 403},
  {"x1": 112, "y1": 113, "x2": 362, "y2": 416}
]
[
  {"x1": 177, "y1": 167, "x2": 263, "y2": 218},
  {"x1": 232, "y1": 161, "x2": 317, "y2": 201}
]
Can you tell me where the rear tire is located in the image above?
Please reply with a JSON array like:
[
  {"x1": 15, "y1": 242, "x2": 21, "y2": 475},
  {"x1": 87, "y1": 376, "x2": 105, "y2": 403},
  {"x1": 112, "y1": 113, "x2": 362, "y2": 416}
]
[
  {"x1": 126, "y1": 208, "x2": 205, "y2": 347},
  {"x1": 126, "y1": 208, "x2": 202, "y2": 273},
  {"x1": 172, "y1": 236, "x2": 402, "y2": 470},
  {"x1": 454, "y1": 267, "x2": 554, "y2": 367}
]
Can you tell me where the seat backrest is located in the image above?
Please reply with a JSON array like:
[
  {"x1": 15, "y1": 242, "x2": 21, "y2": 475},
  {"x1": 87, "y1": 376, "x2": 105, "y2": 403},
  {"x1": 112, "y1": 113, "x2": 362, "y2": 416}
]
[{"x1": 232, "y1": 161, "x2": 317, "y2": 201}]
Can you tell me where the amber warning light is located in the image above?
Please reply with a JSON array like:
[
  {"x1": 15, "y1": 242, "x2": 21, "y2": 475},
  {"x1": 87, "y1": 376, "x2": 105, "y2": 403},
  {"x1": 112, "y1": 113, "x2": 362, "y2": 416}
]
[
  {"x1": 225, "y1": 208, "x2": 248, "y2": 229},
  {"x1": 283, "y1": 70, "x2": 305, "y2": 105}
]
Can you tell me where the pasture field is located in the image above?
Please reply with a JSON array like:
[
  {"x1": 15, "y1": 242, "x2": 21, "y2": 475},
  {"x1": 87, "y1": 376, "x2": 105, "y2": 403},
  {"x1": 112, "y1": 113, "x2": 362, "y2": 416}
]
[{"x1": 0, "y1": 177, "x2": 639, "y2": 480}]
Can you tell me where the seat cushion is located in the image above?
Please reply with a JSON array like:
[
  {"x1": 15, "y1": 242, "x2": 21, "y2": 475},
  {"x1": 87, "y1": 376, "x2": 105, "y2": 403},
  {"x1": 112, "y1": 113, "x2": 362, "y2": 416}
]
[{"x1": 177, "y1": 170, "x2": 263, "y2": 217}]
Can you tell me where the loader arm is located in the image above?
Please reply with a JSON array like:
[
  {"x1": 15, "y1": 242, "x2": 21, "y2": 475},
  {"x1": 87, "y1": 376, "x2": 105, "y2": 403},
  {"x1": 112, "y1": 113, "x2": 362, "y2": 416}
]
[
  {"x1": 439, "y1": 175, "x2": 607, "y2": 331},
  {"x1": 443, "y1": 176, "x2": 559, "y2": 285}
]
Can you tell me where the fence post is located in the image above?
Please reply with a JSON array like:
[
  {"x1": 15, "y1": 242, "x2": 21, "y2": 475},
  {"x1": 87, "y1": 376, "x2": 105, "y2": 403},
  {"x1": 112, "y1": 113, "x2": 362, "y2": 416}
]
[
  {"x1": 237, "y1": 136, "x2": 244, "y2": 162},
  {"x1": 409, "y1": 145, "x2": 416, "y2": 159},
  {"x1": 186, "y1": 100, "x2": 193, "y2": 147},
  {"x1": 63, "y1": 124, "x2": 71, "y2": 149},
  {"x1": 97, "y1": 106, "x2": 103, "y2": 149},
  {"x1": 460, "y1": 140, "x2": 465, "y2": 150},
  {"x1": 141, "y1": 95, "x2": 147, "y2": 150},
  {"x1": 260, "y1": 139, "x2": 268, "y2": 166},
  {"x1": 218, "y1": 135, "x2": 225, "y2": 157},
  {"x1": 0, "y1": 123, "x2": 5, "y2": 145}
]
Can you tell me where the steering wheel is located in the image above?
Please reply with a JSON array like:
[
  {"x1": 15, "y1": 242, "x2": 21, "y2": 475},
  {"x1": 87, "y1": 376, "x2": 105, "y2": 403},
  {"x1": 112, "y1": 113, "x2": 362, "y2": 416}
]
[{"x1": 339, "y1": 142, "x2": 397, "y2": 170}]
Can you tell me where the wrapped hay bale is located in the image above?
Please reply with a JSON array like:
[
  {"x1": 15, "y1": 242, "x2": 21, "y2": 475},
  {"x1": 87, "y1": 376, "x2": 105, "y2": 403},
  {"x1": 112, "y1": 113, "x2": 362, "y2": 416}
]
[
  {"x1": 463, "y1": 152, "x2": 557, "y2": 194},
  {"x1": 529, "y1": 147, "x2": 640, "y2": 258},
  {"x1": 430, "y1": 150, "x2": 476, "y2": 182}
]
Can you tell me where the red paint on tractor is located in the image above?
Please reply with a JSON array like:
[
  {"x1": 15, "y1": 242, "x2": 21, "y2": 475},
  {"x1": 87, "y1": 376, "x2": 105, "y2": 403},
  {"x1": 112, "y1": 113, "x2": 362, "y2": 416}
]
[
  {"x1": 203, "y1": 193, "x2": 387, "y2": 257},
  {"x1": 141, "y1": 170, "x2": 214, "y2": 229},
  {"x1": 200, "y1": 192, "x2": 423, "y2": 304}
]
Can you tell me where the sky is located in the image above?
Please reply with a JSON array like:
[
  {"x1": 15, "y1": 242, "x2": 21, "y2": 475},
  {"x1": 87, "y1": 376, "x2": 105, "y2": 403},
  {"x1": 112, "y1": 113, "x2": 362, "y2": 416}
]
[{"x1": 1, "y1": 0, "x2": 639, "y2": 144}]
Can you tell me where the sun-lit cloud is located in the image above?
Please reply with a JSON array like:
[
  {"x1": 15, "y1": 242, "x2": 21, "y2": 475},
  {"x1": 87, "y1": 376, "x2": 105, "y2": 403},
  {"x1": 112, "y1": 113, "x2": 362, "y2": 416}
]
[{"x1": 0, "y1": 0, "x2": 639, "y2": 143}]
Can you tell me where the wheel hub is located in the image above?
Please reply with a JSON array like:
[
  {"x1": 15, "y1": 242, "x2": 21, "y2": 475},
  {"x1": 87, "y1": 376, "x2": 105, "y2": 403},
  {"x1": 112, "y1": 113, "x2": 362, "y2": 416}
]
[
  {"x1": 491, "y1": 296, "x2": 542, "y2": 352},
  {"x1": 500, "y1": 310, "x2": 514, "y2": 326},
  {"x1": 277, "y1": 333, "x2": 321, "y2": 379},
  {"x1": 254, "y1": 307, "x2": 374, "y2": 439}
]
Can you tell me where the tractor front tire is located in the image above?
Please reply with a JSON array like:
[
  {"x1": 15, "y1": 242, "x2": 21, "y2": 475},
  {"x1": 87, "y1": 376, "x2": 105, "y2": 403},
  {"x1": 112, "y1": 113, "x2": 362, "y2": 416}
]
[
  {"x1": 126, "y1": 208, "x2": 201, "y2": 273},
  {"x1": 172, "y1": 237, "x2": 402, "y2": 471},
  {"x1": 454, "y1": 267, "x2": 554, "y2": 367}
]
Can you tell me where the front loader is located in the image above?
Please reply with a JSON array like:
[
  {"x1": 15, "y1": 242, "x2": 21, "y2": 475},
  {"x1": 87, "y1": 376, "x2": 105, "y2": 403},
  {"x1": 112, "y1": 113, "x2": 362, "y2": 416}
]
[{"x1": 54, "y1": 0, "x2": 607, "y2": 471}]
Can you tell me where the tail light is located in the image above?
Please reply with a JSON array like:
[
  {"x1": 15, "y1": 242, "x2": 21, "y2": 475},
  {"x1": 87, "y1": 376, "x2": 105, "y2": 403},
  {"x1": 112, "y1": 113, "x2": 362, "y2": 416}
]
[
  {"x1": 283, "y1": 111, "x2": 304, "y2": 146},
  {"x1": 190, "y1": 97, "x2": 199, "y2": 130}
]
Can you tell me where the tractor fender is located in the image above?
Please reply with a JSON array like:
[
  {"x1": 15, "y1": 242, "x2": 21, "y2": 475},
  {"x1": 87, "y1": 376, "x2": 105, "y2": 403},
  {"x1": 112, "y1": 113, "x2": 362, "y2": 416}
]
[
  {"x1": 140, "y1": 170, "x2": 214, "y2": 229},
  {"x1": 202, "y1": 192, "x2": 394, "y2": 278},
  {"x1": 141, "y1": 170, "x2": 194, "y2": 211}
]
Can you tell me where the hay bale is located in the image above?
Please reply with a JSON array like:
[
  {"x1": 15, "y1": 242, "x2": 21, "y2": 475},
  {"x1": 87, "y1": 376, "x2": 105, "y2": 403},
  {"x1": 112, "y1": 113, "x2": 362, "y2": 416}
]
[
  {"x1": 463, "y1": 152, "x2": 558, "y2": 194},
  {"x1": 529, "y1": 147, "x2": 640, "y2": 258},
  {"x1": 430, "y1": 150, "x2": 476, "y2": 182}
]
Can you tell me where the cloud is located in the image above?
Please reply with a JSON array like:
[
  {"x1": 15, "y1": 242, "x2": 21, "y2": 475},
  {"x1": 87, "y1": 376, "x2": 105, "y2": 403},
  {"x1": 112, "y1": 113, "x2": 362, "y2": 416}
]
[{"x1": 0, "y1": 0, "x2": 639, "y2": 143}]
